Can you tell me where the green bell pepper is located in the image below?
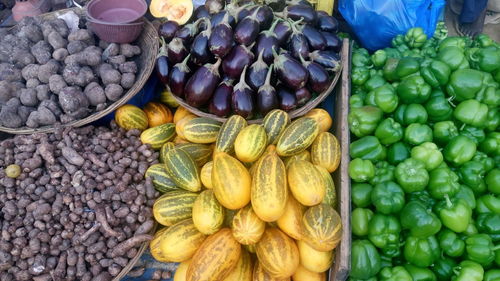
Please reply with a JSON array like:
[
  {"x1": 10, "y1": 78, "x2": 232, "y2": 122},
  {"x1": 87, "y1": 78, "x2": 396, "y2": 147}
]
[
  {"x1": 446, "y1": 69, "x2": 484, "y2": 101},
  {"x1": 372, "y1": 50, "x2": 388, "y2": 69},
  {"x1": 476, "y1": 213, "x2": 500, "y2": 242},
  {"x1": 433, "y1": 121, "x2": 459, "y2": 145},
  {"x1": 352, "y1": 183, "x2": 373, "y2": 207},
  {"x1": 371, "y1": 181, "x2": 405, "y2": 214},
  {"x1": 432, "y1": 257, "x2": 457, "y2": 281},
  {"x1": 387, "y1": 142, "x2": 410, "y2": 165},
  {"x1": 404, "y1": 235, "x2": 440, "y2": 267},
  {"x1": 459, "y1": 161, "x2": 486, "y2": 193},
  {"x1": 404, "y1": 27, "x2": 427, "y2": 48},
  {"x1": 436, "y1": 195, "x2": 472, "y2": 233},
  {"x1": 365, "y1": 75, "x2": 387, "y2": 92},
  {"x1": 411, "y1": 142, "x2": 444, "y2": 171},
  {"x1": 380, "y1": 254, "x2": 394, "y2": 269},
  {"x1": 350, "y1": 94, "x2": 365, "y2": 108},
  {"x1": 370, "y1": 161, "x2": 396, "y2": 185},
  {"x1": 394, "y1": 103, "x2": 428, "y2": 125},
  {"x1": 375, "y1": 118, "x2": 403, "y2": 145},
  {"x1": 439, "y1": 37, "x2": 468, "y2": 50},
  {"x1": 397, "y1": 76, "x2": 432, "y2": 104},
  {"x1": 404, "y1": 123, "x2": 433, "y2": 146},
  {"x1": 485, "y1": 269, "x2": 500, "y2": 281},
  {"x1": 349, "y1": 106, "x2": 384, "y2": 138},
  {"x1": 349, "y1": 158, "x2": 375, "y2": 183},
  {"x1": 350, "y1": 136, "x2": 387, "y2": 162},
  {"x1": 368, "y1": 214, "x2": 401, "y2": 250},
  {"x1": 485, "y1": 108, "x2": 500, "y2": 132},
  {"x1": 443, "y1": 135, "x2": 477, "y2": 166},
  {"x1": 437, "y1": 46, "x2": 469, "y2": 70},
  {"x1": 353, "y1": 49, "x2": 372, "y2": 67},
  {"x1": 395, "y1": 57, "x2": 421, "y2": 79},
  {"x1": 392, "y1": 34, "x2": 406, "y2": 47},
  {"x1": 352, "y1": 67, "x2": 371, "y2": 86},
  {"x1": 452, "y1": 260, "x2": 484, "y2": 281},
  {"x1": 455, "y1": 185, "x2": 477, "y2": 209},
  {"x1": 476, "y1": 86, "x2": 500, "y2": 107},
  {"x1": 383, "y1": 58, "x2": 400, "y2": 82},
  {"x1": 486, "y1": 168, "x2": 500, "y2": 195},
  {"x1": 351, "y1": 240, "x2": 382, "y2": 279},
  {"x1": 454, "y1": 99, "x2": 489, "y2": 128},
  {"x1": 408, "y1": 190, "x2": 436, "y2": 210},
  {"x1": 474, "y1": 34, "x2": 495, "y2": 48},
  {"x1": 471, "y1": 47, "x2": 500, "y2": 73},
  {"x1": 464, "y1": 220, "x2": 480, "y2": 236},
  {"x1": 480, "y1": 132, "x2": 500, "y2": 156},
  {"x1": 373, "y1": 84, "x2": 399, "y2": 113},
  {"x1": 404, "y1": 264, "x2": 437, "y2": 281},
  {"x1": 472, "y1": 151, "x2": 495, "y2": 172},
  {"x1": 428, "y1": 167, "x2": 460, "y2": 199},
  {"x1": 476, "y1": 194, "x2": 500, "y2": 214},
  {"x1": 465, "y1": 234, "x2": 500, "y2": 266},
  {"x1": 384, "y1": 47, "x2": 402, "y2": 59},
  {"x1": 460, "y1": 125, "x2": 486, "y2": 145},
  {"x1": 395, "y1": 158, "x2": 429, "y2": 193},
  {"x1": 420, "y1": 60, "x2": 451, "y2": 88},
  {"x1": 379, "y1": 266, "x2": 413, "y2": 281},
  {"x1": 425, "y1": 92, "x2": 453, "y2": 122},
  {"x1": 401, "y1": 201, "x2": 442, "y2": 237},
  {"x1": 352, "y1": 208, "x2": 374, "y2": 237},
  {"x1": 438, "y1": 229, "x2": 465, "y2": 257}
]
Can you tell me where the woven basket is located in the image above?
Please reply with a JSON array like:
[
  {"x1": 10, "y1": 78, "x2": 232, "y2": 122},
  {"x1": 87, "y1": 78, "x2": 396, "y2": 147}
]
[
  {"x1": 0, "y1": 7, "x2": 159, "y2": 134},
  {"x1": 171, "y1": 52, "x2": 343, "y2": 124}
]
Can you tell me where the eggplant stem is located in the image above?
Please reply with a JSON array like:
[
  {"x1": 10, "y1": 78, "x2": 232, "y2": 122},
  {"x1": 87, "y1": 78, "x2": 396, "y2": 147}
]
[
  {"x1": 181, "y1": 54, "x2": 191, "y2": 65},
  {"x1": 157, "y1": 37, "x2": 169, "y2": 58},
  {"x1": 264, "y1": 64, "x2": 274, "y2": 86},
  {"x1": 298, "y1": 53, "x2": 306, "y2": 65}
]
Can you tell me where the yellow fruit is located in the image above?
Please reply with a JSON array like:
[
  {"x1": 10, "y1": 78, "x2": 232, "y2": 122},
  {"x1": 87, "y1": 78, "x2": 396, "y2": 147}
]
[
  {"x1": 317, "y1": 166, "x2": 337, "y2": 209},
  {"x1": 115, "y1": 104, "x2": 148, "y2": 131},
  {"x1": 276, "y1": 117, "x2": 319, "y2": 157},
  {"x1": 192, "y1": 190, "x2": 224, "y2": 235},
  {"x1": 253, "y1": 261, "x2": 291, "y2": 281},
  {"x1": 283, "y1": 150, "x2": 311, "y2": 168},
  {"x1": 291, "y1": 264, "x2": 326, "y2": 281},
  {"x1": 297, "y1": 240, "x2": 333, "y2": 273},
  {"x1": 174, "y1": 107, "x2": 195, "y2": 123},
  {"x1": 256, "y1": 228, "x2": 299, "y2": 278},
  {"x1": 183, "y1": 118, "x2": 222, "y2": 144},
  {"x1": 287, "y1": 160, "x2": 325, "y2": 206},
  {"x1": 153, "y1": 190, "x2": 198, "y2": 226},
  {"x1": 223, "y1": 250, "x2": 253, "y2": 281},
  {"x1": 150, "y1": 0, "x2": 193, "y2": 24},
  {"x1": 215, "y1": 115, "x2": 248, "y2": 154},
  {"x1": 302, "y1": 204, "x2": 342, "y2": 252},
  {"x1": 160, "y1": 89, "x2": 180, "y2": 108},
  {"x1": 311, "y1": 132, "x2": 341, "y2": 173},
  {"x1": 176, "y1": 114, "x2": 197, "y2": 139},
  {"x1": 144, "y1": 102, "x2": 174, "y2": 127},
  {"x1": 212, "y1": 152, "x2": 251, "y2": 210},
  {"x1": 140, "y1": 123, "x2": 176, "y2": 150},
  {"x1": 5, "y1": 164, "x2": 21, "y2": 178},
  {"x1": 262, "y1": 109, "x2": 291, "y2": 145},
  {"x1": 174, "y1": 259, "x2": 191, "y2": 281},
  {"x1": 276, "y1": 196, "x2": 306, "y2": 240},
  {"x1": 150, "y1": 227, "x2": 169, "y2": 262},
  {"x1": 159, "y1": 219, "x2": 207, "y2": 262},
  {"x1": 232, "y1": 205, "x2": 266, "y2": 245},
  {"x1": 200, "y1": 161, "x2": 213, "y2": 189},
  {"x1": 305, "y1": 108, "x2": 332, "y2": 132},
  {"x1": 234, "y1": 124, "x2": 268, "y2": 163}
]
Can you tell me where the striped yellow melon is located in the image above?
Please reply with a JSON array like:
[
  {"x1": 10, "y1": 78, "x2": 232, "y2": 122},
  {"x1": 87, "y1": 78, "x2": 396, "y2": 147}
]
[
  {"x1": 174, "y1": 106, "x2": 194, "y2": 123},
  {"x1": 224, "y1": 208, "x2": 238, "y2": 227},
  {"x1": 256, "y1": 228, "x2": 299, "y2": 278},
  {"x1": 160, "y1": 89, "x2": 180, "y2": 108},
  {"x1": 311, "y1": 132, "x2": 341, "y2": 173},
  {"x1": 263, "y1": 109, "x2": 291, "y2": 145},
  {"x1": 146, "y1": 163, "x2": 178, "y2": 193},
  {"x1": 183, "y1": 118, "x2": 222, "y2": 144},
  {"x1": 187, "y1": 228, "x2": 241, "y2": 281},
  {"x1": 176, "y1": 114, "x2": 197, "y2": 139},
  {"x1": 276, "y1": 196, "x2": 306, "y2": 240},
  {"x1": 164, "y1": 148, "x2": 202, "y2": 192},
  {"x1": 144, "y1": 102, "x2": 174, "y2": 127},
  {"x1": 316, "y1": 166, "x2": 337, "y2": 209},
  {"x1": 253, "y1": 261, "x2": 291, "y2": 281},
  {"x1": 174, "y1": 259, "x2": 191, "y2": 281},
  {"x1": 115, "y1": 104, "x2": 148, "y2": 131},
  {"x1": 276, "y1": 117, "x2": 319, "y2": 157},
  {"x1": 174, "y1": 135, "x2": 190, "y2": 144},
  {"x1": 251, "y1": 146, "x2": 288, "y2": 222},
  {"x1": 159, "y1": 142, "x2": 176, "y2": 163},
  {"x1": 176, "y1": 143, "x2": 212, "y2": 167},
  {"x1": 140, "y1": 123, "x2": 176, "y2": 150},
  {"x1": 216, "y1": 115, "x2": 248, "y2": 154},
  {"x1": 297, "y1": 240, "x2": 333, "y2": 273},
  {"x1": 302, "y1": 204, "x2": 342, "y2": 252},
  {"x1": 159, "y1": 219, "x2": 207, "y2": 262},
  {"x1": 223, "y1": 249, "x2": 253, "y2": 281},
  {"x1": 287, "y1": 160, "x2": 325, "y2": 206},
  {"x1": 212, "y1": 152, "x2": 251, "y2": 209},
  {"x1": 305, "y1": 108, "x2": 332, "y2": 132},
  {"x1": 235, "y1": 124, "x2": 268, "y2": 163},
  {"x1": 153, "y1": 190, "x2": 198, "y2": 226},
  {"x1": 231, "y1": 205, "x2": 266, "y2": 245},
  {"x1": 283, "y1": 150, "x2": 311, "y2": 168},
  {"x1": 291, "y1": 264, "x2": 326, "y2": 281},
  {"x1": 150, "y1": 227, "x2": 169, "y2": 262},
  {"x1": 200, "y1": 161, "x2": 213, "y2": 189},
  {"x1": 245, "y1": 244, "x2": 256, "y2": 254},
  {"x1": 192, "y1": 190, "x2": 224, "y2": 235}
]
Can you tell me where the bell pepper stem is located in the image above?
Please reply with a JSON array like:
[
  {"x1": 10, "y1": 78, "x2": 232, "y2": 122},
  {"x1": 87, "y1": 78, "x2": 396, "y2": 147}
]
[
  {"x1": 493, "y1": 245, "x2": 500, "y2": 251},
  {"x1": 460, "y1": 123, "x2": 466, "y2": 131},
  {"x1": 444, "y1": 194, "x2": 453, "y2": 208},
  {"x1": 447, "y1": 96, "x2": 456, "y2": 108}
]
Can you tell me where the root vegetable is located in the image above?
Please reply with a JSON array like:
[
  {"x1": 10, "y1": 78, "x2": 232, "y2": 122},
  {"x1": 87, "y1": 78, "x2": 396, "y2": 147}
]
[
  {"x1": 35, "y1": 85, "x2": 50, "y2": 101},
  {"x1": 102, "y1": 43, "x2": 119, "y2": 60},
  {"x1": 30, "y1": 41, "x2": 53, "y2": 65},
  {"x1": 95, "y1": 206, "x2": 120, "y2": 237},
  {"x1": 99, "y1": 64, "x2": 121, "y2": 85},
  {"x1": 52, "y1": 48, "x2": 69, "y2": 61},
  {"x1": 118, "y1": 61, "x2": 138, "y2": 74},
  {"x1": 134, "y1": 220, "x2": 154, "y2": 235},
  {"x1": 48, "y1": 74, "x2": 67, "y2": 95},
  {"x1": 0, "y1": 63, "x2": 22, "y2": 82},
  {"x1": 22, "y1": 64, "x2": 40, "y2": 81},
  {"x1": 68, "y1": 29, "x2": 95, "y2": 45},
  {"x1": 119, "y1": 44, "x2": 141, "y2": 57},
  {"x1": 47, "y1": 31, "x2": 67, "y2": 49},
  {"x1": 62, "y1": 64, "x2": 96, "y2": 87},
  {"x1": 110, "y1": 234, "x2": 153, "y2": 258},
  {"x1": 26, "y1": 79, "x2": 41, "y2": 88},
  {"x1": 58, "y1": 86, "x2": 89, "y2": 114},
  {"x1": 67, "y1": 41, "x2": 87, "y2": 55},
  {"x1": 19, "y1": 88, "x2": 38, "y2": 107},
  {"x1": 38, "y1": 59, "x2": 60, "y2": 83},
  {"x1": 84, "y1": 82, "x2": 106, "y2": 106},
  {"x1": 120, "y1": 73, "x2": 135, "y2": 89},
  {"x1": 104, "y1": 84, "x2": 124, "y2": 102}
]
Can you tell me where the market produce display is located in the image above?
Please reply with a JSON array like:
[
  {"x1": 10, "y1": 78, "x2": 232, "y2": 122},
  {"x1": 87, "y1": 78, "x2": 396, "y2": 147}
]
[
  {"x1": 154, "y1": 0, "x2": 342, "y2": 119},
  {"x1": 0, "y1": 123, "x2": 158, "y2": 280},
  {"x1": 115, "y1": 102, "x2": 343, "y2": 280},
  {"x1": 349, "y1": 28, "x2": 500, "y2": 281},
  {"x1": 0, "y1": 15, "x2": 140, "y2": 129}
]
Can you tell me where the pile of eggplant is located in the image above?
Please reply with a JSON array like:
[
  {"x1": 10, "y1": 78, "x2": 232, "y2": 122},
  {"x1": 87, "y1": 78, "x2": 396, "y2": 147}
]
[{"x1": 156, "y1": 0, "x2": 342, "y2": 119}]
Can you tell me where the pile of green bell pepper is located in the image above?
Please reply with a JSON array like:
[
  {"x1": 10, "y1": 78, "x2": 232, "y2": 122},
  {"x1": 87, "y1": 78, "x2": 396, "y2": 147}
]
[{"x1": 349, "y1": 28, "x2": 500, "y2": 281}]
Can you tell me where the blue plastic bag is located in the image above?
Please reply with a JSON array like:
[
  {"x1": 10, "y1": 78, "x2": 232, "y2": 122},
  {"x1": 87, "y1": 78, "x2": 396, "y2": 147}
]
[{"x1": 339, "y1": 0, "x2": 445, "y2": 51}]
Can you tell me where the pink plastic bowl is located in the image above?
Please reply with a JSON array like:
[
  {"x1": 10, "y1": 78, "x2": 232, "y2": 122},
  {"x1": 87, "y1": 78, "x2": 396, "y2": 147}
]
[
  {"x1": 87, "y1": 0, "x2": 147, "y2": 24},
  {"x1": 88, "y1": 17, "x2": 144, "y2": 43}
]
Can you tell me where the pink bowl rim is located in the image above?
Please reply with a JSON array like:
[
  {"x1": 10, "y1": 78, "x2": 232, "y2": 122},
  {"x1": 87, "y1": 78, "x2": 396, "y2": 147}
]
[
  {"x1": 86, "y1": 0, "x2": 147, "y2": 24},
  {"x1": 86, "y1": 15, "x2": 145, "y2": 26}
]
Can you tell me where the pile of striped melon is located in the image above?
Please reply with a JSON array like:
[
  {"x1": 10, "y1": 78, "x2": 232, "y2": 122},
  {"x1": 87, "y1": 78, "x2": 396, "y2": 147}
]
[{"x1": 144, "y1": 106, "x2": 342, "y2": 281}]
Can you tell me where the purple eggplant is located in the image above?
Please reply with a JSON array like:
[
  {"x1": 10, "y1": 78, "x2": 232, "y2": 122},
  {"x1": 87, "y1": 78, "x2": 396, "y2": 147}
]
[
  {"x1": 194, "y1": 6, "x2": 210, "y2": 20},
  {"x1": 233, "y1": 3, "x2": 255, "y2": 22},
  {"x1": 255, "y1": 19, "x2": 280, "y2": 64},
  {"x1": 175, "y1": 18, "x2": 205, "y2": 43},
  {"x1": 231, "y1": 66, "x2": 254, "y2": 119},
  {"x1": 209, "y1": 80, "x2": 233, "y2": 117},
  {"x1": 295, "y1": 87, "x2": 311, "y2": 106},
  {"x1": 256, "y1": 64, "x2": 278, "y2": 115},
  {"x1": 234, "y1": 8, "x2": 260, "y2": 46},
  {"x1": 298, "y1": 54, "x2": 331, "y2": 93},
  {"x1": 288, "y1": 19, "x2": 310, "y2": 60},
  {"x1": 167, "y1": 38, "x2": 188, "y2": 64},
  {"x1": 211, "y1": 10, "x2": 236, "y2": 27},
  {"x1": 191, "y1": 21, "x2": 213, "y2": 66},
  {"x1": 168, "y1": 54, "x2": 191, "y2": 98},
  {"x1": 246, "y1": 50, "x2": 269, "y2": 91},
  {"x1": 205, "y1": 0, "x2": 224, "y2": 14},
  {"x1": 255, "y1": 5, "x2": 274, "y2": 30},
  {"x1": 158, "y1": 21, "x2": 179, "y2": 43},
  {"x1": 277, "y1": 87, "x2": 297, "y2": 112},
  {"x1": 273, "y1": 49, "x2": 308, "y2": 90},
  {"x1": 276, "y1": 5, "x2": 317, "y2": 24},
  {"x1": 286, "y1": 0, "x2": 313, "y2": 7},
  {"x1": 309, "y1": 50, "x2": 341, "y2": 71},
  {"x1": 321, "y1": 31, "x2": 342, "y2": 52},
  {"x1": 301, "y1": 24, "x2": 326, "y2": 51},
  {"x1": 209, "y1": 13, "x2": 234, "y2": 58},
  {"x1": 222, "y1": 43, "x2": 255, "y2": 79},
  {"x1": 275, "y1": 20, "x2": 292, "y2": 46},
  {"x1": 185, "y1": 59, "x2": 222, "y2": 107},
  {"x1": 265, "y1": 0, "x2": 286, "y2": 12},
  {"x1": 317, "y1": 14, "x2": 339, "y2": 33},
  {"x1": 156, "y1": 39, "x2": 170, "y2": 84}
]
